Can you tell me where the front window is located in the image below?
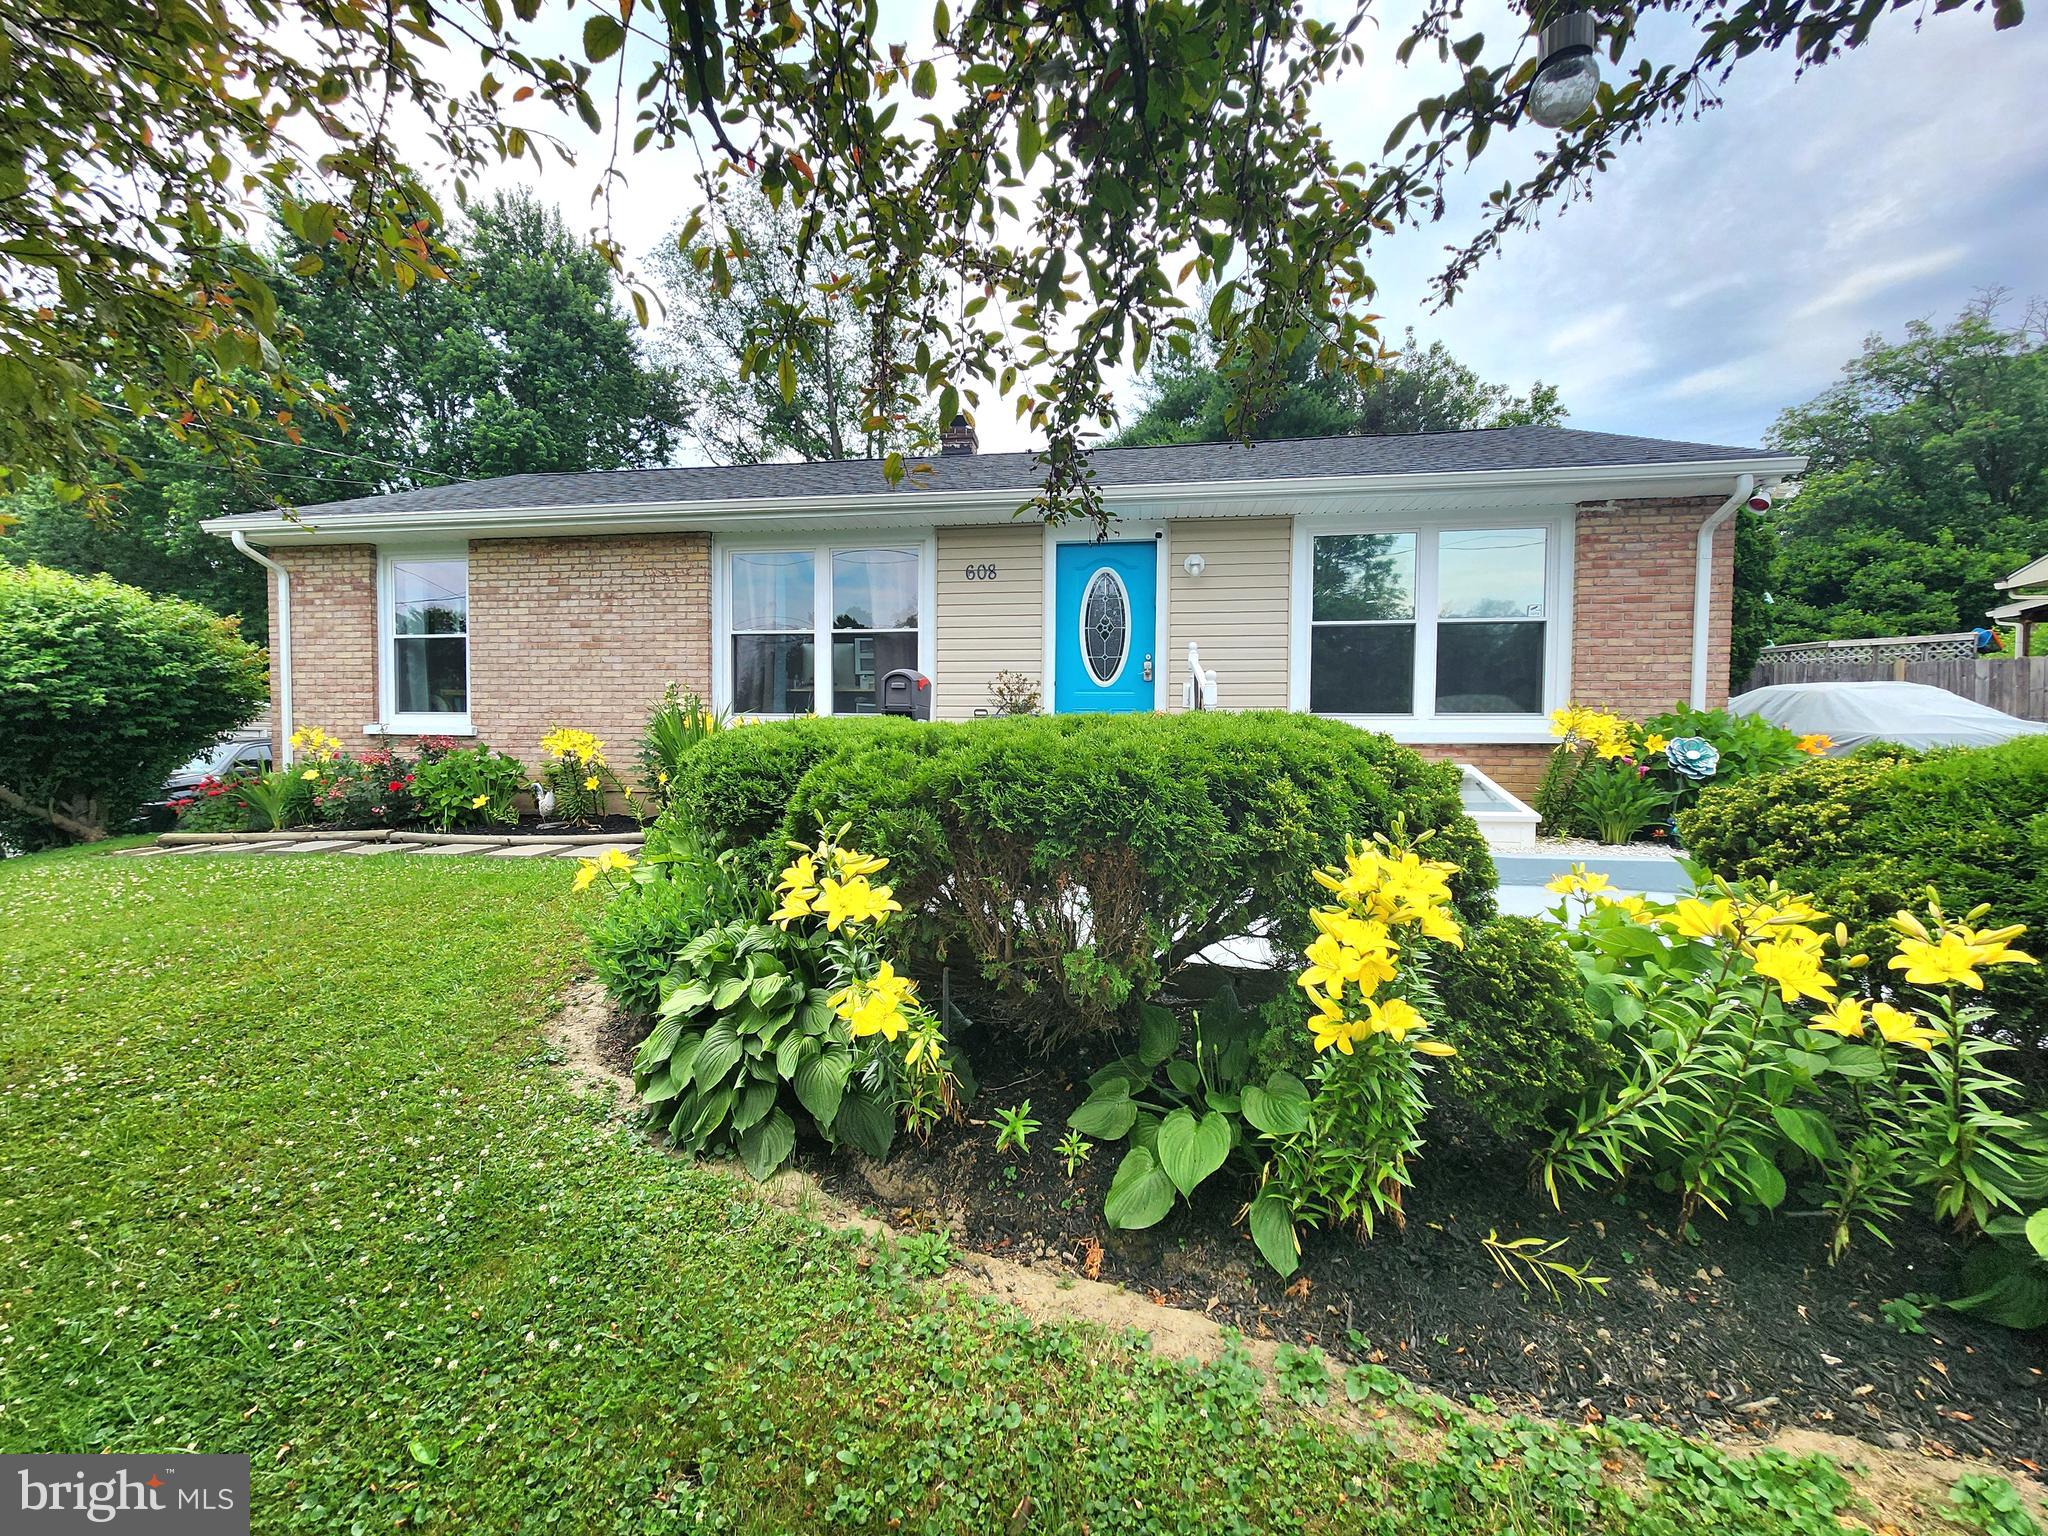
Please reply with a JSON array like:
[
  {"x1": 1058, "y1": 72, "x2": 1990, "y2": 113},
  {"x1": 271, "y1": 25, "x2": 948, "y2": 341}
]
[
  {"x1": 1434, "y1": 529, "x2": 1547, "y2": 715},
  {"x1": 831, "y1": 549, "x2": 919, "y2": 713},
  {"x1": 387, "y1": 555, "x2": 469, "y2": 721},
  {"x1": 1308, "y1": 525, "x2": 1552, "y2": 720},
  {"x1": 726, "y1": 544, "x2": 924, "y2": 716},
  {"x1": 731, "y1": 551, "x2": 818, "y2": 714}
]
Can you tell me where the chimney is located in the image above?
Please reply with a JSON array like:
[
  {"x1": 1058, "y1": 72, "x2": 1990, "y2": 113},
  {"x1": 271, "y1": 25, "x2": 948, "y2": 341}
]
[{"x1": 940, "y1": 413, "x2": 978, "y2": 456}]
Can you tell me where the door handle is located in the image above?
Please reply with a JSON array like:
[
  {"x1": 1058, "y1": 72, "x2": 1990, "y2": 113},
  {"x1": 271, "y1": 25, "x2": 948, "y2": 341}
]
[{"x1": 1141, "y1": 652, "x2": 1154, "y2": 682}]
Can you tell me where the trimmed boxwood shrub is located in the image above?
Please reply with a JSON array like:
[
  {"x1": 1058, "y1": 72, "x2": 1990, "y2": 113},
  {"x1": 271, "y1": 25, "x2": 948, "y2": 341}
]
[
  {"x1": 671, "y1": 711, "x2": 1495, "y2": 1044},
  {"x1": 669, "y1": 714, "x2": 915, "y2": 881},
  {"x1": 1433, "y1": 915, "x2": 1613, "y2": 1139},
  {"x1": 1679, "y1": 739, "x2": 2048, "y2": 1047}
]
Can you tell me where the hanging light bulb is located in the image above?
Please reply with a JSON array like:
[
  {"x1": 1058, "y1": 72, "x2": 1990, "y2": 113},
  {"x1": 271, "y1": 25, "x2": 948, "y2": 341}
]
[{"x1": 1528, "y1": 12, "x2": 1601, "y2": 129}]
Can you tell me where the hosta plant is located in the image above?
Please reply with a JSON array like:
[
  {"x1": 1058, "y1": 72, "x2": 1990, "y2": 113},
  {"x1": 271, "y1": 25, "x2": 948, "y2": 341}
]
[
  {"x1": 412, "y1": 744, "x2": 528, "y2": 829},
  {"x1": 1066, "y1": 988, "x2": 1304, "y2": 1233},
  {"x1": 626, "y1": 824, "x2": 962, "y2": 1177}
]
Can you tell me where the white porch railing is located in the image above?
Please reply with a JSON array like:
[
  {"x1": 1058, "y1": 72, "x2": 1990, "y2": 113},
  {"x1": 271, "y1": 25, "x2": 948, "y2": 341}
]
[{"x1": 1182, "y1": 642, "x2": 1220, "y2": 710}]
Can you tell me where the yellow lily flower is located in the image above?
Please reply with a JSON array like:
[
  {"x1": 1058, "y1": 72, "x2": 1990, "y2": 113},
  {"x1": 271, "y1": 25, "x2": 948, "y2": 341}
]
[
  {"x1": 1666, "y1": 897, "x2": 1736, "y2": 941},
  {"x1": 1413, "y1": 1038, "x2": 1457, "y2": 1058},
  {"x1": 1808, "y1": 997, "x2": 1866, "y2": 1038},
  {"x1": 1751, "y1": 938, "x2": 1838, "y2": 1006},
  {"x1": 471, "y1": 793, "x2": 490, "y2": 809},
  {"x1": 815, "y1": 875, "x2": 902, "y2": 931},
  {"x1": 1364, "y1": 996, "x2": 1426, "y2": 1040},
  {"x1": 1889, "y1": 934, "x2": 1985, "y2": 990},
  {"x1": 1795, "y1": 733, "x2": 1833, "y2": 755},
  {"x1": 1641, "y1": 732, "x2": 1670, "y2": 755},
  {"x1": 1871, "y1": 1002, "x2": 1941, "y2": 1052}
]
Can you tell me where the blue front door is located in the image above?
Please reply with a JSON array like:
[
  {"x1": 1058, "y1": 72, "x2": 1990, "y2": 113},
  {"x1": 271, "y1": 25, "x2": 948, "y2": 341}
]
[{"x1": 1054, "y1": 541, "x2": 1156, "y2": 713}]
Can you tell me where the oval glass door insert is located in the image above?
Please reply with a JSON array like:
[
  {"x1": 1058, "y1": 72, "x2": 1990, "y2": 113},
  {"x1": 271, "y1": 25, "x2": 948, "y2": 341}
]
[{"x1": 1081, "y1": 568, "x2": 1130, "y2": 685}]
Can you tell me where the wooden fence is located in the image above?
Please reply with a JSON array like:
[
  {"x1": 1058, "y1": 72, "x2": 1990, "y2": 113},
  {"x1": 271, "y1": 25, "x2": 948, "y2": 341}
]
[{"x1": 1743, "y1": 655, "x2": 2048, "y2": 721}]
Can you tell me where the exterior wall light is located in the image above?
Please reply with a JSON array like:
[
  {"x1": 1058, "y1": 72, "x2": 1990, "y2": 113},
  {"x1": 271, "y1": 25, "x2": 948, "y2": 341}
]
[
  {"x1": 1528, "y1": 12, "x2": 1600, "y2": 129},
  {"x1": 1182, "y1": 553, "x2": 1207, "y2": 577}
]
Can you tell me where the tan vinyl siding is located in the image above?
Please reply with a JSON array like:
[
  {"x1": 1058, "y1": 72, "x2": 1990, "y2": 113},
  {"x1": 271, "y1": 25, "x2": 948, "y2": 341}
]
[
  {"x1": 1167, "y1": 516, "x2": 1292, "y2": 710},
  {"x1": 933, "y1": 524, "x2": 1044, "y2": 719}
]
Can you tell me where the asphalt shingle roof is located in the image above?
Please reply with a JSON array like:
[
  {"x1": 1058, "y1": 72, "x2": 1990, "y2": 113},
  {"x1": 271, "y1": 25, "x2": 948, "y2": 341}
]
[{"x1": 254, "y1": 425, "x2": 1787, "y2": 522}]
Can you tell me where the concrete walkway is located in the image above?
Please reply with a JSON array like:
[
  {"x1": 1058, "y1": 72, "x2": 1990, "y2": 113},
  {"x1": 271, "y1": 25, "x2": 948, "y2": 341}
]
[{"x1": 124, "y1": 837, "x2": 640, "y2": 861}]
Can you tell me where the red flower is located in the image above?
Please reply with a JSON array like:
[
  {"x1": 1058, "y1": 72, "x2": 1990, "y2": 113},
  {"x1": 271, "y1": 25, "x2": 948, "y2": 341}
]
[{"x1": 387, "y1": 780, "x2": 404, "y2": 793}]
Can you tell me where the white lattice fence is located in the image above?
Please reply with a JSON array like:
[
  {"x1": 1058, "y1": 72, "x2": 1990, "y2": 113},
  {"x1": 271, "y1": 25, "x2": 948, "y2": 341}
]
[{"x1": 1756, "y1": 632, "x2": 1980, "y2": 668}]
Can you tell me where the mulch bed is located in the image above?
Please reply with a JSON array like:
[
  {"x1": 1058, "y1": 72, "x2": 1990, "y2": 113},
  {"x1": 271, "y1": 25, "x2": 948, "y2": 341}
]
[
  {"x1": 505, "y1": 814, "x2": 645, "y2": 838},
  {"x1": 600, "y1": 998, "x2": 2048, "y2": 1469}
]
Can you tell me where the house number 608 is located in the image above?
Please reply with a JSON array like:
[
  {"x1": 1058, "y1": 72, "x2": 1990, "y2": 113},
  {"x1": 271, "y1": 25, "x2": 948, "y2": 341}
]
[{"x1": 964, "y1": 562, "x2": 999, "y2": 580}]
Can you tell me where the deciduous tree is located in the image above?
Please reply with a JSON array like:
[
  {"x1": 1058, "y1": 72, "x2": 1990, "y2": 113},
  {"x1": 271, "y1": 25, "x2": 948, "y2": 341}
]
[{"x1": 0, "y1": 0, "x2": 2023, "y2": 519}]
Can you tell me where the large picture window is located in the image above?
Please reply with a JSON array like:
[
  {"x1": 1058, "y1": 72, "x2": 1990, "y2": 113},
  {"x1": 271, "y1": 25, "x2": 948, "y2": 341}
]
[
  {"x1": 384, "y1": 553, "x2": 469, "y2": 728},
  {"x1": 1304, "y1": 524, "x2": 1557, "y2": 725},
  {"x1": 724, "y1": 544, "x2": 925, "y2": 716}
]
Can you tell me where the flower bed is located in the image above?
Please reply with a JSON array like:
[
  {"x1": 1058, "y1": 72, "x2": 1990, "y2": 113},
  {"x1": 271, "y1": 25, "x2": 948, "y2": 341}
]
[
  {"x1": 581, "y1": 704, "x2": 2048, "y2": 1475},
  {"x1": 1534, "y1": 704, "x2": 1823, "y2": 846}
]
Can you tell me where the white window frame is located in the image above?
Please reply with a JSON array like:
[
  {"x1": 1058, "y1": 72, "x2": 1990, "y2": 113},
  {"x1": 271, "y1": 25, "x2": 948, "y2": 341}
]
[
  {"x1": 375, "y1": 545, "x2": 473, "y2": 736},
  {"x1": 710, "y1": 534, "x2": 937, "y2": 717},
  {"x1": 1288, "y1": 508, "x2": 1574, "y2": 744}
]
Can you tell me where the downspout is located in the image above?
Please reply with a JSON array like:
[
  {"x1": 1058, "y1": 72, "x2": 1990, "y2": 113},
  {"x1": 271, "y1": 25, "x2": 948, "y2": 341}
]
[
  {"x1": 1689, "y1": 474, "x2": 1754, "y2": 710},
  {"x1": 230, "y1": 531, "x2": 293, "y2": 766}
]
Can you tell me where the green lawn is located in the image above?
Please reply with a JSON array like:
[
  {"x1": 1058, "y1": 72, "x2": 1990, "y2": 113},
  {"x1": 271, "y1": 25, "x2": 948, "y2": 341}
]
[{"x1": 0, "y1": 852, "x2": 1958, "y2": 1533}]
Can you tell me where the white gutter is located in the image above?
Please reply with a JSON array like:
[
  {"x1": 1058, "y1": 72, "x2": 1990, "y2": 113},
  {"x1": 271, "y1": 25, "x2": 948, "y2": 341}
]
[
  {"x1": 200, "y1": 454, "x2": 1809, "y2": 543},
  {"x1": 1689, "y1": 474, "x2": 1755, "y2": 710},
  {"x1": 229, "y1": 531, "x2": 293, "y2": 766}
]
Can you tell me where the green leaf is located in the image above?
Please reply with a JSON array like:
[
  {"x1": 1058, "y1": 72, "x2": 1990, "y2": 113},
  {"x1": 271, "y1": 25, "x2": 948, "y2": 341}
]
[
  {"x1": 1104, "y1": 1146, "x2": 1176, "y2": 1230},
  {"x1": 692, "y1": 1019, "x2": 743, "y2": 1088},
  {"x1": 583, "y1": 12, "x2": 625, "y2": 61},
  {"x1": 833, "y1": 1087, "x2": 896, "y2": 1160},
  {"x1": 1017, "y1": 111, "x2": 1042, "y2": 171},
  {"x1": 732, "y1": 1080, "x2": 777, "y2": 1135},
  {"x1": 793, "y1": 1047, "x2": 849, "y2": 1126},
  {"x1": 1241, "y1": 1073, "x2": 1310, "y2": 1137},
  {"x1": 1137, "y1": 1004, "x2": 1179, "y2": 1067},
  {"x1": 1741, "y1": 1155, "x2": 1786, "y2": 1210},
  {"x1": 1825, "y1": 1044, "x2": 1885, "y2": 1080},
  {"x1": 912, "y1": 59, "x2": 937, "y2": 98},
  {"x1": 1165, "y1": 1058, "x2": 1200, "y2": 1095},
  {"x1": 738, "y1": 1108, "x2": 796, "y2": 1180},
  {"x1": 1771, "y1": 1105, "x2": 1838, "y2": 1161},
  {"x1": 1248, "y1": 1193, "x2": 1299, "y2": 1277},
  {"x1": 712, "y1": 975, "x2": 749, "y2": 1011},
  {"x1": 633, "y1": 1014, "x2": 684, "y2": 1072},
  {"x1": 1067, "y1": 1083, "x2": 1137, "y2": 1140},
  {"x1": 1156, "y1": 1108, "x2": 1231, "y2": 1198},
  {"x1": 2026, "y1": 1208, "x2": 2048, "y2": 1261}
]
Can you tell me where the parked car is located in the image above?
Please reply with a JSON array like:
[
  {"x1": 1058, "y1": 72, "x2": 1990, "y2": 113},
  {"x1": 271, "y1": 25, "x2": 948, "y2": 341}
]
[
  {"x1": 1728, "y1": 681, "x2": 2048, "y2": 752},
  {"x1": 134, "y1": 735, "x2": 272, "y2": 828}
]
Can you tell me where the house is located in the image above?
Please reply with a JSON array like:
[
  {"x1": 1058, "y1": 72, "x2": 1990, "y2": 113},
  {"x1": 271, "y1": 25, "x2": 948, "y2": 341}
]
[
  {"x1": 1991, "y1": 553, "x2": 2048, "y2": 656},
  {"x1": 202, "y1": 424, "x2": 1804, "y2": 800}
]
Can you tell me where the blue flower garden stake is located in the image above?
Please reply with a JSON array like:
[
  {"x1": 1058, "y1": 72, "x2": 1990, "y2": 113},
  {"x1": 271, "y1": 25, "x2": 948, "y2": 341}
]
[{"x1": 1665, "y1": 736, "x2": 1721, "y2": 782}]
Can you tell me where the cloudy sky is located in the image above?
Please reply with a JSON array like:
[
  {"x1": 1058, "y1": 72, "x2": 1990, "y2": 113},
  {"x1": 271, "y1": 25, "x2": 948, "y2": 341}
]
[{"x1": 430, "y1": 2, "x2": 2047, "y2": 457}]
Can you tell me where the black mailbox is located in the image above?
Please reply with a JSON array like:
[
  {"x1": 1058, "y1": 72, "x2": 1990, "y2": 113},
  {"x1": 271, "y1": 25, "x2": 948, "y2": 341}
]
[{"x1": 880, "y1": 668, "x2": 933, "y2": 720}]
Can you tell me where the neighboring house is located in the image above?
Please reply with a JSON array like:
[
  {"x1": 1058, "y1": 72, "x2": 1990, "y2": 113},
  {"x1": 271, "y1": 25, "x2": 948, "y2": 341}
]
[
  {"x1": 202, "y1": 424, "x2": 1803, "y2": 799},
  {"x1": 1992, "y1": 553, "x2": 2048, "y2": 655}
]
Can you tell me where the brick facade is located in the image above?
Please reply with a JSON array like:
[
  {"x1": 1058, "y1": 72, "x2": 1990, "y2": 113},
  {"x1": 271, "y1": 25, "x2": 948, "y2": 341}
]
[
  {"x1": 258, "y1": 496, "x2": 1727, "y2": 807},
  {"x1": 1568, "y1": 494, "x2": 1732, "y2": 720},
  {"x1": 266, "y1": 534, "x2": 711, "y2": 767},
  {"x1": 465, "y1": 533, "x2": 711, "y2": 762},
  {"x1": 265, "y1": 544, "x2": 378, "y2": 750}
]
